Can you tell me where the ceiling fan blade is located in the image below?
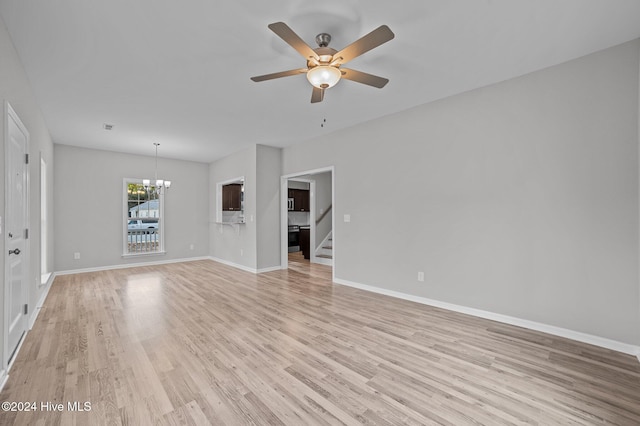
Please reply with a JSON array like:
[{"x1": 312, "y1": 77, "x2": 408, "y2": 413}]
[
  {"x1": 250, "y1": 68, "x2": 308, "y2": 82},
  {"x1": 311, "y1": 87, "x2": 324, "y2": 103},
  {"x1": 268, "y1": 22, "x2": 319, "y2": 62},
  {"x1": 340, "y1": 68, "x2": 389, "y2": 88},
  {"x1": 332, "y1": 25, "x2": 395, "y2": 65}
]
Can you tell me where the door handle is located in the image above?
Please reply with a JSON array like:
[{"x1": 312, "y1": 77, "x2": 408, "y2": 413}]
[{"x1": 8, "y1": 248, "x2": 20, "y2": 256}]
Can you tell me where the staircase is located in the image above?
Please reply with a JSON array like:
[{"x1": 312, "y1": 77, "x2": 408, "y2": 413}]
[{"x1": 315, "y1": 232, "x2": 333, "y2": 265}]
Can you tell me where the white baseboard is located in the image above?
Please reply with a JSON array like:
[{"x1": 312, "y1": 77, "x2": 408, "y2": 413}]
[
  {"x1": 333, "y1": 277, "x2": 640, "y2": 359},
  {"x1": 209, "y1": 257, "x2": 258, "y2": 273},
  {"x1": 55, "y1": 256, "x2": 279, "y2": 280},
  {"x1": 55, "y1": 256, "x2": 211, "y2": 276},
  {"x1": 0, "y1": 369, "x2": 7, "y2": 394},
  {"x1": 29, "y1": 272, "x2": 55, "y2": 329},
  {"x1": 257, "y1": 265, "x2": 282, "y2": 273},
  {"x1": 208, "y1": 257, "x2": 280, "y2": 274}
]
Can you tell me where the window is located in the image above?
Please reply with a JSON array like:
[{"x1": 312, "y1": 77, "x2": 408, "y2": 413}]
[{"x1": 123, "y1": 179, "x2": 164, "y2": 255}]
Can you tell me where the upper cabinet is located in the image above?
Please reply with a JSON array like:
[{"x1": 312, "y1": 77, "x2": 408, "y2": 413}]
[
  {"x1": 222, "y1": 183, "x2": 243, "y2": 211},
  {"x1": 288, "y1": 188, "x2": 309, "y2": 212},
  {"x1": 217, "y1": 177, "x2": 245, "y2": 224}
]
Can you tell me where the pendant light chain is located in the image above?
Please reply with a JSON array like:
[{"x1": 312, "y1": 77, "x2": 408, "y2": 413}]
[{"x1": 143, "y1": 143, "x2": 171, "y2": 195}]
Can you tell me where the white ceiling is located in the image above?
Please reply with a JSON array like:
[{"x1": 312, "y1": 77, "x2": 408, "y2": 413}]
[{"x1": 2, "y1": 0, "x2": 640, "y2": 163}]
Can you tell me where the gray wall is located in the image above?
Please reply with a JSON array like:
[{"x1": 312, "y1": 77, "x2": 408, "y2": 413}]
[
  {"x1": 256, "y1": 145, "x2": 281, "y2": 270},
  {"x1": 281, "y1": 40, "x2": 640, "y2": 345},
  {"x1": 0, "y1": 16, "x2": 55, "y2": 366},
  {"x1": 209, "y1": 145, "x2": 257, "y2": 269},
  {"x1": 209, "y1": 144, "x2": 283, "y2": 271},
  {"x1": 54, "y1": 144, "x2": 209, "y2": 271},
  {"x1": 313, "y1": 171, "x2": 332, "y2": 248}
]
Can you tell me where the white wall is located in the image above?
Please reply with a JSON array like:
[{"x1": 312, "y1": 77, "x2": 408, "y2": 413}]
[
  {"x1": 0, "y1": 16, "x2": 55, "y2": 368},
  {"x1": 281, "y1": 40, "x2": 640, "y2": 346},
  {"x1": 54, "y1": 144, "x2": 209, "y2": 271}
]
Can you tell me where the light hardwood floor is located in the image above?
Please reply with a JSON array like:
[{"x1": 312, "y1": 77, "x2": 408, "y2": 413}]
[{"x1": 1, "y1": 258, "x2": 639, "y2": 425}]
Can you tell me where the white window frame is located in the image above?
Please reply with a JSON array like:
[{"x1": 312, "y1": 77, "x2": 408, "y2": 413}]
[{"x1": 122, "y1": 178, "x2": 166, "y2": 257}]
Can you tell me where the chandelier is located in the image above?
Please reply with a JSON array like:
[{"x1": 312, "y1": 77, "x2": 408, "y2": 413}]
[{"x1": 143, "y1": 142, "x2": 171, "y2": 195}]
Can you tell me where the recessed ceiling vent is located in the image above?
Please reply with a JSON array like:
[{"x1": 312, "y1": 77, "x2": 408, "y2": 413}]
[{"x1": 103, "y1": 123, "x2": 114, "y2": 130}]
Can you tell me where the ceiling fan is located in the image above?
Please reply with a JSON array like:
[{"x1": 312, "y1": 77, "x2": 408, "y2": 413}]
[{"x1": 250, "y1": 22, "x2": 395, "y2": 103}]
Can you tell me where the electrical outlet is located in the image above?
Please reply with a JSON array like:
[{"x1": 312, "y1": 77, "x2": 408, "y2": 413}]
[
  {"x1": 74, "y1": 252, "x2": 80, "y2": 260},
  {"x1": 417, "y1": 271, "x2": 424, "y2": 282},
  {"x1": 344, "y1": 214, "x2": 351, "y2": 223},
  {"x1": 240, "y1": 249, "x2": 243, "y2": 256},
  {"x1": 190, "y1": 244, "x2": 194, "y2": 250}
]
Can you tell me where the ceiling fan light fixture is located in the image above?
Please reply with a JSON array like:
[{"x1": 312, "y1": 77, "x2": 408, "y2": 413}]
[{"x1": 306, "y1": 65, "x2": 341, "y2": 89}]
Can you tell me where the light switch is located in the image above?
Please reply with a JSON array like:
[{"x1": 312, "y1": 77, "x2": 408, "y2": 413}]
[{"x1": 344, "y1": 214, "x2": 351, "y2": 223}]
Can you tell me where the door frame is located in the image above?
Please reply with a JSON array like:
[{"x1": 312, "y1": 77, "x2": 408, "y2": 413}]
[
  {"x1": 280, "y1": 166, "x2": 334, "y2": 281},
  {"x1": 3, "y1": 101, "x2": 30, "y2": 374}
]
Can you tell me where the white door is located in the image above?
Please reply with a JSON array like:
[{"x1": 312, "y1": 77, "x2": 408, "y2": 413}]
[{"x1": 5, "y1": 103, "x2": 29, "y2": 363}]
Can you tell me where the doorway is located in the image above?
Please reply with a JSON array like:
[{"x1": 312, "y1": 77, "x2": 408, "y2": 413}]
[
  {"x1": 280, "y1": 166, "x2": 334, "y2": 280},
  {"x1": 4, "y1": 102, "x2": 30, "y2": 368}
]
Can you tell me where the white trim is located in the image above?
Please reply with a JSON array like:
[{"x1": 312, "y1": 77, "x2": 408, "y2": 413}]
[
  {"x1": 0, "y1": 369, "x2": 8, "y2": 393},
  {"x1": 40, "y1": 155, "x2": 49, "y2": 282},
  {"x1": 208, "y1": 257, "x2": 280, "y2": 274},
  {"x1": 6, "y1": 331, "x2": 26, "y2": 372},
  {"x1": 282, "y1": 166, "x2": 335, "y2": 179},
  {"x1": 334, "y1": 277, "x2": 640, "y2": 359},
  {"x1": 209, "y1": 256, "x2": 257, "y2": 273},
  {"x1": 121, "y1": 250, "x2": 167, "y2": 259},
  {"x1": 41, "y1": 271, "x2": 52, "y2": 286},
  {"x1": 3, "y1": 101, "x2": 30, "y2": 375},
  {"x1": 280, "y1": 166, "x2": 335, "y2": 283},
  {"x1": 55, "y1": 256, "x2": 210, "y2": 276},
  {"x1": 637, "y1": 54, "x2": 640, "y2": 364},
  {"x1": 257, "y1": 265, "x2": 281, "y2": 274},
  {"x1": 29, "y1": 272, "x2": 55, "y2": 329},
  {"x1": 55, "y1": 256, "x2": 280, "y2": 278}
]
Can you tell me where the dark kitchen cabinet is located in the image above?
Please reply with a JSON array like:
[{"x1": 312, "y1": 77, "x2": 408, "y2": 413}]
[
  {"x1": 222, "y1": 184, "x2": 243, "y2": 211},
  {"x1": 288, "y1": 189, "x2": 309, "y2": 212},
  {"x1": 299, "y1": 227, "x2": 310, "y2": 259}
]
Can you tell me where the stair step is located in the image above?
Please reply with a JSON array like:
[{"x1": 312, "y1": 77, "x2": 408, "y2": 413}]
[
  {"x1": 322, "y1": 245, "x2": 333, "y2": 250},
  {"x1": 317, "y1": 254, "x2": 333, "y2": 259}
]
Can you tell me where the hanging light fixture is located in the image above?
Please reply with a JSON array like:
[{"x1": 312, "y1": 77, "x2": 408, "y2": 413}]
[{"x1": 143, "y1": 142, "x2": 171, "y2": 195}]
